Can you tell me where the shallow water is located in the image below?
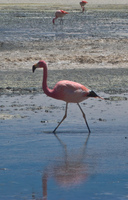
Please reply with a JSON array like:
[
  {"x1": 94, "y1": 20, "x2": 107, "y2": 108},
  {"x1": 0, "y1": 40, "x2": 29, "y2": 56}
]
[
  {"x1": 0, "y1": 93, "x2": 128, "y2": 200},
  {"x1": 0, "y1": 6, "x2": 128, "y2": 47},
  {"x1": 0, "y1": 5, "x2": 128, "y2": 74}
]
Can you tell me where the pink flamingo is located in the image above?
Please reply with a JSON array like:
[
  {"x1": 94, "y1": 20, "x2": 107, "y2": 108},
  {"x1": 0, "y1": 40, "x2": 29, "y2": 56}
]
[
  {"x1": 32, "y1": 60, "x2": 103, "y2": 133},
  {"x1": 80, "y1": 1, "x2": 88, "y2": 12},
  {"x1": 52, "y1": 10, "x2": 69, "y2": 25}
]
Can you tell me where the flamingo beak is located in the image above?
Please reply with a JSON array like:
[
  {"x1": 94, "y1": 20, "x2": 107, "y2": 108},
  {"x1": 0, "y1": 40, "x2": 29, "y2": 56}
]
[
  {"x1": 87, "y1": 91, "x2": 104, "y2": 100},
  {"x1": 32, "y1": 65, "x2": 36, "y2": 73},
  {"x1": 97, "y1": 96, "x2": 104, "y2": 100}
]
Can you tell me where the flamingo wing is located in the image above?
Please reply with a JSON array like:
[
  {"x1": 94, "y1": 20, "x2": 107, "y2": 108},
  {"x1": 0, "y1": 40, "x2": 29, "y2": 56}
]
[
  {"x1": 60, "y1": 10, "x2": 68, "y2": 14},
  {"x1": 52, "y1": 80, "x2": 90, "y2": 103}
]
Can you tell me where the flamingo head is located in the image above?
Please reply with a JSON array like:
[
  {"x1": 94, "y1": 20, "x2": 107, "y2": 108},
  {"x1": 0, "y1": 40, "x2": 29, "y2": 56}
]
[
  {"x1": 82, "y1": 0, "x2": 88, "y2": 3},
  {"x1": 32, "y1": 60, "x2": 47, "y2": 72},
  {"x1": 87, "y1": 91, "x2": 104, "y2": 100}
]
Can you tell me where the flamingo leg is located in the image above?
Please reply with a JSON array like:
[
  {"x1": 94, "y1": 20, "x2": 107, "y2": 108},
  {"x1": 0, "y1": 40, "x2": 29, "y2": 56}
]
[
  {"x1": 77, "y1": 103, "x2": 91, "y2": 133},
  {"x1": 60, "y1": 18, "x2": 63, "y2": 25},
  {"x1": 53, "y1": 103, "x2": 68, "y2": 133}
]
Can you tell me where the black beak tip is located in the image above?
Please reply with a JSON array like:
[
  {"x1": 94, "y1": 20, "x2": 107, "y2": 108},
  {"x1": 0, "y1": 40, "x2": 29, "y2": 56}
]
[
  {"x1": 87, "y1": 90, "x2": 104, "y2": 100},
  {"x1": 32, "y1": 65, "x2": 36, "y2": 73}
]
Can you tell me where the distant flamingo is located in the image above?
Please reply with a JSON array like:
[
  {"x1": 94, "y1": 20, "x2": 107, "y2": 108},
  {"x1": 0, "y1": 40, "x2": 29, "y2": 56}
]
[
  {"x1": 80, "y1": 1, "x2": 88, "y2": 12},
  {"x1": 32, "y1": 60, "x2": 103, "y2": 133},
  {"x1": 53, "y1": 10, "x2": 69, "y2": 24}
]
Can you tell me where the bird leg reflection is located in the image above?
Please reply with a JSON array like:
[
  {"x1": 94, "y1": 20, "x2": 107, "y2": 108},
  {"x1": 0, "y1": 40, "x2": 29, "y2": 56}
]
[
  {"x1": 60, "y1": 18, "x2": 63, "y2": 25},
  {"x1": 54, "y1": 134, "x2": 68, "y2": 164},
  {"x1": 55, "y1": 132, "x2": 90, "y2": 162},
  {"x1": 53, "y1": 103, "x2": 68, "y2": 133},
  {"x1": 77, "y1": 103, "x2": 91, "y2": 133},
  {"x1": 42, "y1": 173, "x2": 47, "y2": 200},
  {"x1": 42, "y1": 133, "x2": 90, "y2": 200}
]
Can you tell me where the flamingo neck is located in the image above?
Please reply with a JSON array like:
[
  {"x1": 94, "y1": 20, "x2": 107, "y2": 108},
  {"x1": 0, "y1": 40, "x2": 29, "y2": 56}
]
[{"x1": 42, "y1": 65, "x2": 52, "y2": 97}]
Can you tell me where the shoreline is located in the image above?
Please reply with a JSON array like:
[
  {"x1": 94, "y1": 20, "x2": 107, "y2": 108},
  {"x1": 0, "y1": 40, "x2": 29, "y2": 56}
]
[
  {"x1": 0, "y1": 0, "x2": 128, "y2": 4},
  {"x1": 0, "y1": 3, "x2": 128, "y2": 10},
  {"x1": 0, "y1": 67, "x2": 128, "y2": 96}
]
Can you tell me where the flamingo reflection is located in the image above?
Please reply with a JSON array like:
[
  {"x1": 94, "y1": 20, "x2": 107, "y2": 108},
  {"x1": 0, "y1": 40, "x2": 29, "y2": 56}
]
[{"x1": 42, "y1": 133, "x2": 90, "y2": 200}]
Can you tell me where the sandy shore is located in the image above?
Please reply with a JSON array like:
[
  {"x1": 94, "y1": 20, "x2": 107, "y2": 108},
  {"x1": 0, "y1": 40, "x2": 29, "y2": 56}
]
[
  {"x1": 0, "y1": 37, "x2": 128, "y2": 96},
  {"x1": 0, "y1": 0, "x2": 128, "y2": 4},
  {"x1": 1, "y1": 38, "x2": 128, "y2": 69}
]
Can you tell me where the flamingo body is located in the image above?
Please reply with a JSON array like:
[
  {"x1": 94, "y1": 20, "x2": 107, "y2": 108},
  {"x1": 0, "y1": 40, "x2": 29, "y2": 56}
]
[
  {"x1": 32, "y1": 60, "x2": 103, "y2": 133},
  {"x1": 50, "y1": 80, "x2": 90, "y2": 103},
  {"x1": 53, "y1": 10, "x2": 68, "y2": 24}
]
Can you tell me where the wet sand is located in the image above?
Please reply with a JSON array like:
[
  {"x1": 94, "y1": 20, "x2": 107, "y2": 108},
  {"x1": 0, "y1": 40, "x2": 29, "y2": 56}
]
[
  {"x1": 0, "y1": 38, "x2": 128, "y2": 95},
  {"x1": 0, "y1": 2, "x2": 128, "y2": 200}
]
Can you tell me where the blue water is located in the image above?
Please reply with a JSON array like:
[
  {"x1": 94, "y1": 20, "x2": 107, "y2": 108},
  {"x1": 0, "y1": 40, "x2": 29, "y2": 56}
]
[{"x1": 0, "y1": 93, "x2": 128, "y2": 200}]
